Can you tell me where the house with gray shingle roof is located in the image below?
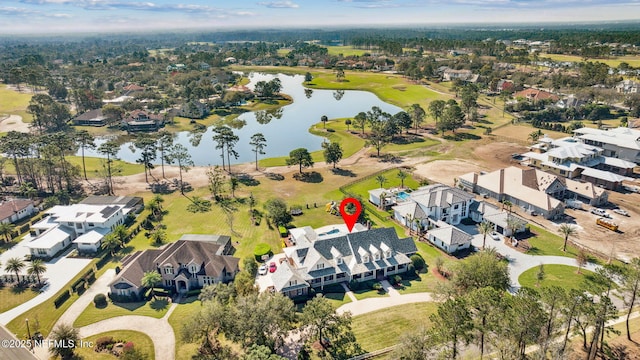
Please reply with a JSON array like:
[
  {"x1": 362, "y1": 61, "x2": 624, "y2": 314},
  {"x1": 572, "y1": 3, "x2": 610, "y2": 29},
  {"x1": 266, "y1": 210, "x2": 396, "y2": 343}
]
[
  {"x1": 427, "y1": 221, "x2": 472, "y2": 254},
  {"x1": 279, "y1": 227, "x2": 417, "y2": 295},
  {"x1": 109, "y1": 234, "x2": 239, "y2": 299}
]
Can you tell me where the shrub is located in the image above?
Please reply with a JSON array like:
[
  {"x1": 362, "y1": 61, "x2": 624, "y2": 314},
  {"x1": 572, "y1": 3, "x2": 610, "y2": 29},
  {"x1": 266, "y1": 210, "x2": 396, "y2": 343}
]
[
  {"x1": 393, "y1": 275, "x2": 402, "y2": 285},
  {"x1": 94, "y1": 294, "x2": 107, "y2": 307},
  {"x1": 186, "y1": 289, "x2": 201, "y2": 297},
  {"x1": 348, "y1": 279, "x2": 360, "y2": 291},
  {"x1": 253, "y1": 243, "x2": 272, "y2": 261},
  {"x1": 72, "y1": 279, "x2": 86, "y2": 293},
  {"x1": 123, "y1": 342, "x2": 135, "y2": 353},
  {"x1": 371, "y1": 282, "x2": 383, "y2": 291},
  {"x1": 54, "y1": 290, "x2": 71, "y2": 308},
  {"x1": 410, "y1": 254, "x2": 425, "y2": 271},
  {"x1": 95, "y1": 336, "x2": 115, "y2": 350},
  {"x1": 278, "y1": 226, "x2": 288, "y2": 237}
]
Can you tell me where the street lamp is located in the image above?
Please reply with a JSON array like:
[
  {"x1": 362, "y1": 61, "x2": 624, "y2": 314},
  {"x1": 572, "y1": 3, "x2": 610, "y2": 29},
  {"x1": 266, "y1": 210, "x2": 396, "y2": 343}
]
[{"x1": 25, "y1": 318, "x2": 32, "y2": 350}]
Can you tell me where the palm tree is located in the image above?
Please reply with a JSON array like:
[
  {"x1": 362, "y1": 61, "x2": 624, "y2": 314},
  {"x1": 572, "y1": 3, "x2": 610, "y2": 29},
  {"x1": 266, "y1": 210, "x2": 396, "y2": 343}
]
[
  {"x1": 559, "y1": 223, "x2": 577, "y2": 252},
  {"x1": 141, "y1": 271, "x2": 162, "y2": 299},
  {"x1": 101, "y1": 233, "x2": 120, "y2": 256},
  {"x1": 477, "y1": 221, "x2": 492, "y2": 249},
  {"x1": 0, "y1": 222, "x2": 15, "y2": 242},
  {"x1": 321, "y1": 115, "x2": 328, "y2": 129},
  {"x1": 27, "y1": 259, "x2": 47, "y2": 286},
  {"x1": 5, "y1": 257, "x2": 25, "y2": 283},
  {"x1": 405, "y1": 213, "x2": 414, "y2": 234},
  {"x1": 379, "y1": 192, "x2": 389, "y2": 210},
  {"x1": 150, "y1": 227, "x2": 166, "y2": 246},
  {"x1": 501, "y1": 199, "x2": 513, "y2": 214},
  {"x1": 146, "y1": 195, "x2": 164, "y2": 221},
  {"x1": 49, "y1": 323, "x2": 79, "y2": 360},
  {"x1": 413, "y1": 218, "x2": 422, "y2": 237},
  {"x1": 506, "y1": 216, "x2": 521, "y2": 240},
  {"x1": 527, "y1": 130, "x2": 542, "y2": 144},
  {"x1": 111, "y1": 224, "x2": 128, "y2": 247},
  {"x1": 375, "y1": 174, "x2": 387, "y2": 188},
  {"x1": 397, "y1": 170, "x2": 408, "y2": 189}
]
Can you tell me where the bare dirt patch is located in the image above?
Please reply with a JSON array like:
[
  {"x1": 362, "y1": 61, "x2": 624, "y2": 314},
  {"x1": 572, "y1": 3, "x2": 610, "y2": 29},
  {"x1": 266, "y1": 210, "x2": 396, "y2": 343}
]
[
  {"x1": 413, "y1": 160, "x2": 485, "y2": 186},
  {"x1": 0, "y1": 115, "x2": 29, "y2": 133},
  {"x1": 472, "y1": 141, "x2": 529, "y2": 170}
]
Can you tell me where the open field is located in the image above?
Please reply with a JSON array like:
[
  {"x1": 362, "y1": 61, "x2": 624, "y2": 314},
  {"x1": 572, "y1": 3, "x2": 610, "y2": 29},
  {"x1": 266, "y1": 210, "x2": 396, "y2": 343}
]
[
  {"x1": 491, "y1": 123, "x2": 568, "y2": 143},
  {"x1": 0, "y1": 85, "x2": 33, "y2": 123},
  {"x1": 1, "y1": 155, "x2": 144, "y2": 179},
  {"x1": 518, "y1": 264, "x2": 596, "y2": 291},
  {"x1": 74, "y1": 330, "x2": 155, "y2": 360},
  {"x1": 542, "y1": 53, "x2": 640, "y2": 68},
  {"x1": 324, "y1": 45, "x2": 370, "y2": 56},
  {"x1": 73, "y1": 298, "x2": 170, "y2": 328},
  {"x1": 351, "y1": 302, "x2": 438, "y2": 352}
]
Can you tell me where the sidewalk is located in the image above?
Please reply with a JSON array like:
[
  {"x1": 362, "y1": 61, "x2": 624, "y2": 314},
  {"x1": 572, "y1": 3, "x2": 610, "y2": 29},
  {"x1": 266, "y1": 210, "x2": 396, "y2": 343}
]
[{"x1": 337, "y1": 292, "x2": 435, "y2": 317}]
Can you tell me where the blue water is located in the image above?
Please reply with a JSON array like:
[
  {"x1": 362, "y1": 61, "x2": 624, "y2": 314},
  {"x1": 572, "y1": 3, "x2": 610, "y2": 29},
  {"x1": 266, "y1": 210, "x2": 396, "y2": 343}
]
[
  {"x1": 318, "y1": 228, "x2": 341, "y2": 237},
  {"x1": 396, "y1": 191, "x2": 410, "y2": 201},
  {"x1": 82, "y1": 73, "x2": 402, "y2": 166}
]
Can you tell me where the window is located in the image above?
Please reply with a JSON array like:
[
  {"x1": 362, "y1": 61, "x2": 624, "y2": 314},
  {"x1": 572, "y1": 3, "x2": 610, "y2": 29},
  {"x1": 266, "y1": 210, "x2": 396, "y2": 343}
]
[
  {"x1": 164, "y1": 280, "x2": 172, "y2": 286},
  {"x1": 88, "y1": 223, "x2": 94, "y2": 227},
  {"x1": 202, "y1": 277, "x2": 215, "y2": 286},
  {"x1": 364, "y1": 271, "x2": 374, "y2": 277},
  {"x1": 336, "y1": 256, "x2": 343, "y2": 265},
  {"x1": 289, "y1": 280, "x2": 297, "y2": 286},
  {"x1": 75, "y1": 223, "x2": 82, "y2": 229},
  {"x1": 374, "y1": 252, "x2": 380, "y2": 261},
  {"x1": 387, "y1": 266, "x2": 396, "y2": 272},
  {"x1": 362, "y1": 255, "x2": 369, "y2": 263},
  {"x1": 189, "y1": 265, "x2": 198, "y2": 274},
  {"x1": 324, "y1": 275, "x2": 334, "y2": 281},
  {"x1": 310, "y1": 278, "x2": 321, "y2": 284},
  {"x1": 398, "y1": 264, "x2": 406, "y2": 270},
  {"x1": 37, "y1": 248, "x2": 47, "y2": 255},
  {"x1": 164, "y1": 266, "x2": 174, "y2": 275},
  {"x1": 297, "y1": 288, "x2": 303, "y2": 296},
  {"x1": 336, "y1": 273, "x2": 346, "y2": 279},
  {"x1": 316, "y1": 263, "x2": 324, "y2": 270},
  {"x1": 353, "y1": 274, "x2": 362, "y2": 279},
  {"x1": 454, "y1": 204, "x2": 459, "y2": 210},
  {"x1": 384, "y1": 250, "x2": 392, "y2": 259}
]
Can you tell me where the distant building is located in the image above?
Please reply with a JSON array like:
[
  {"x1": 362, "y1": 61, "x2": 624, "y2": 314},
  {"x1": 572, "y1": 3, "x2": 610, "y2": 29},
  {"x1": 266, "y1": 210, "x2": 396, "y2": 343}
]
[
  {"x1": 573, "y1": 127, "x2": 640, "y2": 164},
  {"x1": 123, "y1": 110, "x2": 164, "y2": 132},
  {"x1": 166, "y1": 64, "x2": 186, "y2": 72},
  {"x1": 0, "y1": 198, "x2": 35, "y2": 225},
  {"x1": 72, "y1": 109, "x2": 110, "y2": 127},
  {"x1": 513, "y1": 88, "x2": 559, "y2": 103},
  {"x1": 616, "y1": 80, "x2": 639, "y2": 94}
]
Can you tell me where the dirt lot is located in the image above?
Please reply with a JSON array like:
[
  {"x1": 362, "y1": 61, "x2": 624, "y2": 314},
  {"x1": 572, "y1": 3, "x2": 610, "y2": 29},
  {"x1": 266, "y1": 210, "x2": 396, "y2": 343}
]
[{"x1": 413, "y1": 160, "x2": 486, "y2": 186}]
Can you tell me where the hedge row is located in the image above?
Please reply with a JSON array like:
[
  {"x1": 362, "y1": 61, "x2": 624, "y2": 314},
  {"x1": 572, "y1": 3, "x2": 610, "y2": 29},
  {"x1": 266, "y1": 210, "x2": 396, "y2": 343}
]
[
  {"x1": 96, "y1": 253, "x2": 112, "y2": 270},
  {"x1": 54, "y1": 290, "x2": 71, "y2": 308},
  {"x1": 72, "y1": 279, "x2": 86, "y2": 294},
  {"x1": 144, "y1": 287, "x2": 170, "y2": 299},
  {"x1": 186, "y1": 289, "x2": 201, "y2": 297}
]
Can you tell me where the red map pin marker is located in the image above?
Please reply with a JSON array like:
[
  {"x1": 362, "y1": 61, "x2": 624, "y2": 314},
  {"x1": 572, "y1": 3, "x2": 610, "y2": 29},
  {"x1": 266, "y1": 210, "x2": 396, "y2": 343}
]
[{"x1": 339, "y1": 198, "x2": 362, "y2": 233}]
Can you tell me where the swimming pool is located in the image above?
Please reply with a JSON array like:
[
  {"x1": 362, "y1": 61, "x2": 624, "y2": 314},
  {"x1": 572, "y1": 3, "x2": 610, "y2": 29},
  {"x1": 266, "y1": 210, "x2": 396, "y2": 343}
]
[
  {"x1": 396, "y1": 191, "x2": 410, "y2": 201},
  {"x1": 319, "y1": 228, "x2": 341, "y2": 237}
]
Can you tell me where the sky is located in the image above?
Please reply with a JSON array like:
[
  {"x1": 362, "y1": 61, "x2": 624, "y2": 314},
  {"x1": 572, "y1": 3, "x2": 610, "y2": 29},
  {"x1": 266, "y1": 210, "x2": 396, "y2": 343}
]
[{"x1": 0, "y1": 0, "x2": 639, "y2": 34}]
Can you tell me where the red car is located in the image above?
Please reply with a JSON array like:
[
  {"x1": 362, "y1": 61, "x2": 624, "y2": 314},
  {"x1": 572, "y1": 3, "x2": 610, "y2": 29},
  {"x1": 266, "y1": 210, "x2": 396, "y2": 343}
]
[{"x1": 269, "y1": 262, "x2": 277, "y2": 273}]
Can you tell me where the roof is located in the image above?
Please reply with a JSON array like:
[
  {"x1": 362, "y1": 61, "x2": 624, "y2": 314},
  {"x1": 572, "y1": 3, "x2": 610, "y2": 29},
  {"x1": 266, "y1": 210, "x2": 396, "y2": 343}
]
[
  {"x1": 111, "y1": 237, "x2": 239, "y2": 289},
  {"x1": 409, "y1": 184, "x2": 474, "y2": 208},
  {"x1": 0, "y1": 198, "x2": 33, "y2": 222},
  {"x1": 573, "y1": 127, "x2": 640, "y2": 151},
  {"x1": 564, "y1": 178, "x2": 607, "y2": 199},
  {"x1": 72, "y1": 229, "x2": 109, "y2": 245},
  {"x1": 74, "y1": 109, "x2": 107, "y2": 122},
  {"x1": 26, "y1": 226, "x2": 74, "y2": 249},
  {"x1": 123, "y1": 84, "x2": 144, "y2": 92},
  {"x1": 124, "y1": 110, "x2": 163, "y2": 124},
  {"x1": 80, "y1": 195, "x2": 143, "y2": 209},
  {"x1": 603, "y1": 157, "x2": 636, "y2": 169},
  {"x1": 392, "y1": 202, "x2": 427, "y2": 220},
  {"x1": 46, "y1": 204, "x2": 123, "y2": 224},
  {"x1": 482, "y1": 212, "x2": 527, "y2": 230},
  {"x1": 580, "y1": 167, "x2": 632, "y2": 183},
  {"x1": 428, "y1": 225, "x2": 472, "y2": 246},
  {"x1": 459, "y1": 166, "x2": 563, "y2": 212},
  {"x1": 271, "y1": 261, "x2": 309, "y2": 292},
  {"x1": 514, "y1": 88, "x2": 559, "y2": 102}
]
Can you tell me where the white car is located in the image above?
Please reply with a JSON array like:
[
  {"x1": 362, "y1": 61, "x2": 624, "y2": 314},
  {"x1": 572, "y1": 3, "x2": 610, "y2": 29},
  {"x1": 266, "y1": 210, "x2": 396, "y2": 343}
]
[
  {"x1": 490, "y1": 232, "x2": 500, "y2": 240},
  {"x1": 258, "y1": 264, "x2": 268, "y2": 276},
  {"x1": 591, "y1": 208, "x2": 610, "y2": 218},
  {"x1": 613, "y1": 209, "x2": 630, "y2": 217}
]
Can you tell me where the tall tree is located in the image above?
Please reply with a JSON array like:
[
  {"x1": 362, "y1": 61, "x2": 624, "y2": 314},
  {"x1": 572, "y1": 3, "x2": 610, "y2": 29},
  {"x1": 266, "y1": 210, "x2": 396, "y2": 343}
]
[
  {"x1": 74, "y1": 130, "x2": 96, "y2": 181},
  {"x1": 428, "y1": 99, "x2": 446, "y2": 128},
  {"x1": 450, "y1": 251, "x2": 510, "y2": 295},
  {"x1": 101, "y1": 233, "x2": 120, "y2": 256},
  {"x1": 286, "y1": 148, "x2": 314, "y2": 174},
  {"x1": 354, "y1": 112, "x2": 367, "y2": 134},
  {"x1": 393, "y1": 111, "x2": 413, "y2": 134},
  {"x1": 141, "y1": 271, "x2": 162, "y2": 299},
  {"x1": 345, "y1": 119, "x2": 352, "y2": 131},
  {"x1": 466, "y1": 287, "x2": 504, "y2": 359},
  {"x1": 27, "y1": 258, "x2": 47, "y2": 286},
  {"x1": 166, "y1": 144, "x2": 194, "y2": 195},
  {"x1": 0, "y1": 223, "x2": 16, "y2": 242},
  {"x1": 320, "y1": 115, "x2": 328, "y2": 129},
  {"x1": 323, "y1": 142, "x2": 343, "y2": 169},
  {"x1": 157, "y1": 131, "x2": 174, "y2": 179},
  {"x1": 460, "y1": 84, "x2": 479, "y2": 121},
  {"x1": 440, "y1": 100, "x2": 465, "y2": 135},
  {"x1": 375, "y1": 174, "x2": 387, "y2": 188},
  {"x1": 430, "y1": 298, "x2": 473, "y2": 359},
  {"x1": 132, "y1": 135, "x2": 157, "y2": 183},
  {"x1": 249, "y1": 133, "x2": 267, "y2": 171},
  {"x1": 397, "y1": 169, "x2": 408, "y2": 188},
  {"x1": 408, "y1": 103, "x2": 426, "y2": 132},
  {"x1": 0, "y1": 131, "x2": 30, "y2": 185},
  {"x1": 264, "y1": 198, "x2": 292, "y2": 227},
  {"x1": 97, "y1": 140, "x2": 120, "y2": 196},
  {"x1": 558, "y1": 223, "x2": 577, "y2": 252},
  {"x1": 620, "y1": 258, "x2": 640, "y2": 341},
  {"x1": 477, "y1": 221, "x2": 492, "y2": 250}
]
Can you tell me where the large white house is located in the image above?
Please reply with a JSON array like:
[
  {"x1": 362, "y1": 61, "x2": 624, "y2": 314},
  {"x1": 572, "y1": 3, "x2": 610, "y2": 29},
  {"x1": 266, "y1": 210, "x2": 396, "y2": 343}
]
[
  {"x1": 391, "y1": 184, "x2": 475, "y2": 230},
  {"x1": 267, "y1": 225, "x2": 418, "y2": 297},
  {"x1": 573, "y1": 127, "x2": 640, "y2": 164},
  {"x1": 26, "y1": 203, "x2": 128, "y2": 258}
]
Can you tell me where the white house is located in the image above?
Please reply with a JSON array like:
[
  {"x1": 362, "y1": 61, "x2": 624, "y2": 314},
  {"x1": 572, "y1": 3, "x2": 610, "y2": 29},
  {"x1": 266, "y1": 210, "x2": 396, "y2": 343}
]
[
  {"x1": 368, "y1": 188, "x2": 397, "y2": 208},
  {"x1": 0, "y1": 198, "x2": 35, "y2": 224},
  {"x1": 26, "y1": 203, "x2": 128, "y2": 258},
  {"x1": 573, "y1": 127, "x2": 640, "y2": 164},
  {"x1": 427, "y1": 221, "x2": 472, "y2": 254},
  {"x1": 392, "y1": 184, "x2": 475, "y2": 230},
  {"x1": 469, "y1": 201, "x2": 528, "y2": 237}
]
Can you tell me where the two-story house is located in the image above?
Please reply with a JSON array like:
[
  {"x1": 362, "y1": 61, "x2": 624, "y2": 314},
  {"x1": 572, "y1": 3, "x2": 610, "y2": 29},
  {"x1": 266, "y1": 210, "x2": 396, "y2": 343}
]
[
  {"x1": 109, "y1": 234, "x2": 239, "y2": 299},
  {"x1": 392, "y1": 184, "x2": 475, "y2": 231}
]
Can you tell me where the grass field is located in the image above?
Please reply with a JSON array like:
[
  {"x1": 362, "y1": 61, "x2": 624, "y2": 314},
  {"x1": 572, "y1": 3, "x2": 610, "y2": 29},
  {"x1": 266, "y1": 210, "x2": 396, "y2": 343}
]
[
  {"x1": 74, "y1": 330, "x2": 155, "y2": 360},
  {"x1": 519, "y1": 264, "x2": 597, "y2": 291},
  {"x1": 542, "y1": 53, "x2": 640, "y2": 68},
  {"x1": 0, "y1": 286, "x2": 40, "y2": 313},
  {"x1": 0, "y1": 85, "x2": 33, "y2": 123},
  {"x1": 167, "y1": 296, "x2": 202, "y2": 360},
  {"x1": 324, "y1": 45, "x2": 370, "y2": 57},
  {"x1": 1, "y1": 155, "x2": 144, "y2": 178},
  {"x1": 73, "y1": 298, "x2": 171, "y2": 328},
  {"x1": 351, "y1": 302, "x2": 438, "y2": 352},
  {"x1": 526, "y1": 224, "x2": 580, "y2": 258}
]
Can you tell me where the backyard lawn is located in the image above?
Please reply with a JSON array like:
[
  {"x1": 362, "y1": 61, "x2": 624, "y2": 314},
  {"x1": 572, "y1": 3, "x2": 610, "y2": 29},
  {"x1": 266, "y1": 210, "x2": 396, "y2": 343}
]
[
  {"x1": 519, "y1": 264, "x2": 597, "y2": 291},
  {"x1": 526, "y1": 224, "x2": 580, "y2": 258},
  {"x1": 351, "y1": 302, "x2": 438, "y2": 352},
  {"x1": 74, "y1": 330, "x2": 155, "y2": 360},
  {"x1": 168, "y1": 296, "x2": 202, "y2": 360},
  {"x1": 73, "y1": 298, "x2": 171, "y2": 328},
  {"x1": 0, "y1": 286, "x2": 40, "y2": 313}
]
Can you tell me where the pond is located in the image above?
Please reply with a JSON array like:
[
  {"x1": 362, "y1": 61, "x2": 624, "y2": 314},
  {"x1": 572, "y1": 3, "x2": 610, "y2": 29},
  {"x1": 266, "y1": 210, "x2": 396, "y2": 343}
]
[{"x1": 83, "y1": 73, "x2": 402, "y2": 166}]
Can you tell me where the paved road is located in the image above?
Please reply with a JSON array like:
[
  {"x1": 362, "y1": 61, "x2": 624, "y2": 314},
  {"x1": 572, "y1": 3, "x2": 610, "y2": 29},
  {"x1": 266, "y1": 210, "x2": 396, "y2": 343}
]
[
  {"x1": 0, "y1": 324, "x2": 38, "y2": 360},
  {"x1": 337, "y1": 291, "x2": 435, "y2": 317}
]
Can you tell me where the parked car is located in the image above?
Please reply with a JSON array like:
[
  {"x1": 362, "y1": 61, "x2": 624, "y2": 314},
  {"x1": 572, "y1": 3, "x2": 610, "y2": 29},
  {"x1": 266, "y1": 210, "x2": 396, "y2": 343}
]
[
  {"x1": 591, "y1": 208, "x2": 610, "y2": 218},
  {"x1": 624, "y1": 185, "x2": 640, "y2": 193},
  {"x1": 269, "y1": 262, "x2": 277, "y2": 273},
  {"x1": 613, "y1": 209, "x2": 630, "y2": 217},
  {"x1": 490, "y1": 231, "x2": 500, "y2": 240},
  {"x1": 258, "y1": 264, "x2": 268, "y2": 276}
]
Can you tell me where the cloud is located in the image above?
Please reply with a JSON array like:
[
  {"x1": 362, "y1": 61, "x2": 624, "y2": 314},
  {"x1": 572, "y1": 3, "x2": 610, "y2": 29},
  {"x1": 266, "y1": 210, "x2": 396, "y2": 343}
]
[
  {"x1": 257, "y1": 1, "x2": 299, "y2": 8},
  {"x1": 0, "y1": 6, "x2": 39, "y2": 16}
]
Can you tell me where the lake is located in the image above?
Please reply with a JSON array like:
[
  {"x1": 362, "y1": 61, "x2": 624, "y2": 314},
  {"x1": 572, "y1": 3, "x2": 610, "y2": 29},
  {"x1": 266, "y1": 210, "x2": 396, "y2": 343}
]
[{"x1": 83, "y1": 73, "x2": 402, "y2": 166}]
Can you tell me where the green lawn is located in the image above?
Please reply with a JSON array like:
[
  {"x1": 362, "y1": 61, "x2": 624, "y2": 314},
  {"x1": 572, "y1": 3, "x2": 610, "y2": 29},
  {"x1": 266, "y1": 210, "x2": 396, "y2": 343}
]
[
  {"x1": 0, "y1": 84, "x2": 33, "y2": 122},
  {"x1": 352, "y1": 284, "x2": 389, "y2": 301},
  {"x1": 320, "y1": 284, "x2": 351, "y2": 308},
  {"x1": 324, "y1": 45, "x2": 370, "y2": 57},
  {"x1": 519, "y1": 264, "x2": 597, "y2": 291},
  {"x1": 1, "y1": 155, "x2": 145, "y2": 178},
  {"x1": 0, "y1": 286, "x2": 40, "y2": 313},
  {"x1": 542, "y1": 53, "x2": 640, "y2": 68},
  {"x1": 74, "y1": 330, "x2": 155, "y2": 360},
  {"x1": 525, "y1": 224, "x2": 579, "y2": 258},
  {"x1": 351, "y1": 302, "x2": 438, "y2": 352},
  {"x1": 6, "y1": 259, "x2": 112, "y2": 339},
  {"x1": 167, "y1": 296, "x2": 202, "y2": 360},
  {"x1": 73, "y1": 298, "x2": 171, "y2": 328}
]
